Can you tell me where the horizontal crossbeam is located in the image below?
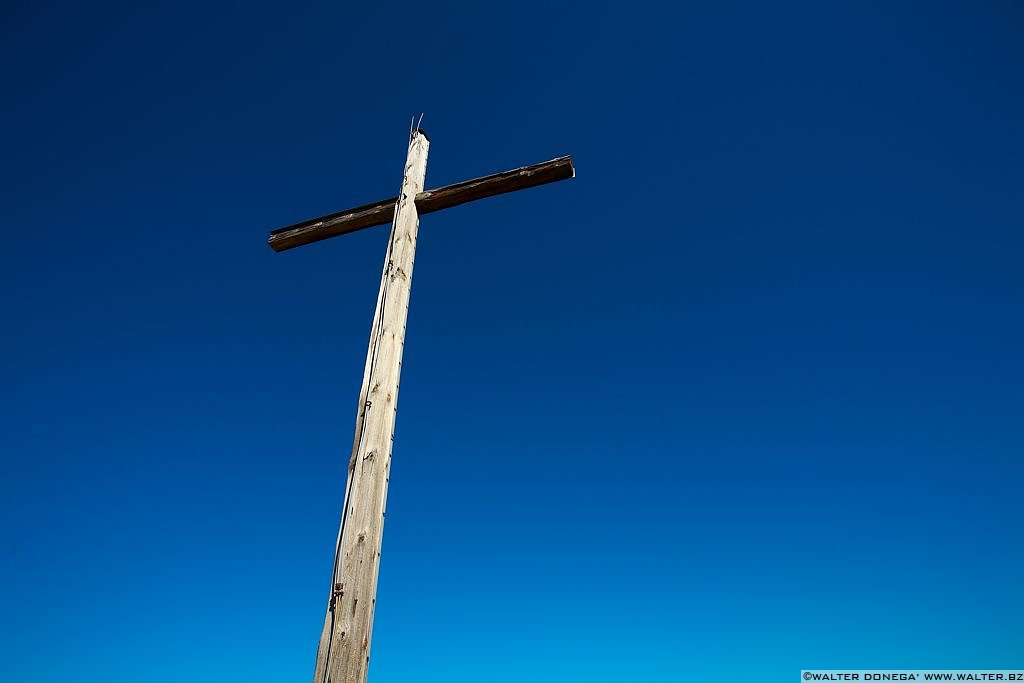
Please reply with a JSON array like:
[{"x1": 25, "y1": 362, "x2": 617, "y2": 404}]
[{"x1": 268, "y1": 155, "x2": 574, "y2": 252}]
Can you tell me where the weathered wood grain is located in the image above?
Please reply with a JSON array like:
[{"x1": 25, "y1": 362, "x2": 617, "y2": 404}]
[
  {"x1": 286, "y1": 135, "x2": 576, "y2": 683},
  {"x1": 312, "y1": 130, "x2": 429, "y2": 683},
  {"x1": 268, "y1": 155, "x2": 574, "y2": 252}
]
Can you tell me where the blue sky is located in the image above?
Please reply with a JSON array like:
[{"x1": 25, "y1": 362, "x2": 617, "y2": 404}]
[{"x1": 1, "y1": 1, "x2": 1022, "y2": 681}]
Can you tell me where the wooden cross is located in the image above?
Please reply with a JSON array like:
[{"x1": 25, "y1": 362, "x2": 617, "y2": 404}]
[{"x1": 268, "y1": 128, "x2": 574, "y2": 683}]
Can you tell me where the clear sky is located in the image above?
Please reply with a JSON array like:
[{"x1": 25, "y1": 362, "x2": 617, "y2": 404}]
[{"x1": 1, "y1": 1, "x2": 1022, "y2": 681}]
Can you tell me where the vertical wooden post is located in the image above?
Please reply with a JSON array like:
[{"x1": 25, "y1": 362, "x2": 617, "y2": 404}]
[{"x1": 312, "y1": 130, "x2": 430, "y2": 683}]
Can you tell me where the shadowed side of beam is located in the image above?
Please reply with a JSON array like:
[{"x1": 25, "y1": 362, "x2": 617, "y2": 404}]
[
  {"x1": 268, "y1": 155, "x2": 574, "y2": 252},
  {"x1": 267, "y1": 195, "x2": 400, "y2": 252},
  {"x1": 415, "y1": 155, "x2": 574, "y2": 215}
]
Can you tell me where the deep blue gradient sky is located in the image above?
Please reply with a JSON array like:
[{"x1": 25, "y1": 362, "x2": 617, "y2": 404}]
[{"x1": 2, "y1": 2, "x2": 1022, "y2": 681}]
